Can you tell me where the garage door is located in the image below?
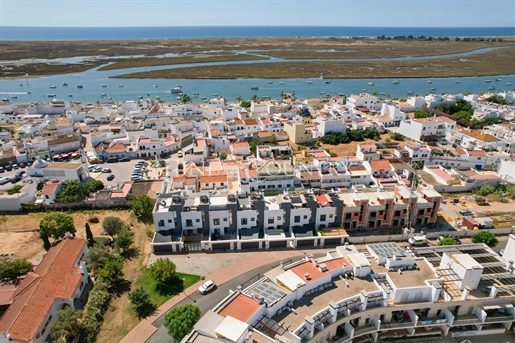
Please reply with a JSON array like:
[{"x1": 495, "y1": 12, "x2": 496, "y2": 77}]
[
  {"x1": 212, "y1": 243, "x2": 231, "y2": 251},
  {"x1": 323, "y1": 238, "x2": 343, "y2": 246},
  {"x1": 241, "y1": 242, "x2": 259, "y2": 250},
  {"x1": 153, "y1": 245, "x2": 173, "y2": 254},
  {"x1": 270, "y1": 240, "x2": 287, "y2": 248},
  {"x1": 297, "y1": 239, "x2": 315, "y2": 247}
]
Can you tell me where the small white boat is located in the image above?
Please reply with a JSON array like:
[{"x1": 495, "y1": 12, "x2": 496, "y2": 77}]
[
  {"x1": 267, "y1": 81, "x2": 273, "y2": 84},
  {"x1": 11, "y1": 95, "x2": 17, "y2": 99},
  {"x1": 155, "y1": 96, "x2": 160, "y2": 99},
  {"x1": 102, "y1": 84, "x2": 107, "y2": 87},
  {"x1": 455, "y1": 81, "x2": 461, "y2": 83},
  {"x1": 101, "y1": 93, "x2": 106, "y2": 96},
  {"x1": 306, "y1": 81, "x2": 313, "y2": 84},
  {"x1": 279, "y1": 82, "x2": 285, "y2": 85},
  {"x1": 68, "y1": 94, "x2": 73, "y2": 97},
  {"x1": 393, "y1": 80, "x2": 399, "y2": 84},
  {"x1": 172, "y1": 86, "x2": 182, "y2": 93},
  {"x1": 49, "y1": 85, "x2": 56, "y2": 89},
  {"x1": 192, "y1": 92, "x2": 199, "y2": 95},
  {"x1": 507, "y1": 82, "x2": 513, "y2": 86},
  {"x1": 489, "y1": 86, "x2": 495, "y2": 90},
  {"x1": 338, "y1": 93, "x2": 345, "y2": 96},
  {"x1": 154, "y1": 85, "x2": 158, "y2": 87},
  {"x1": 138, "y1": 96, "x2": 143, "y2": 99},
  {"x1": 427, "y1": 80, "x2": 432, "y2": 83},
  {"x1": 77, "y1": 85, "x2": 83, "y2": 88},
  {"x1": 367, "y1": 82, "x2": 374, "y2": 86},
  {"x1": 496, "y1": 78, "x2": 502, "y2": 81},
  {"x1": 251, "y1": 86, "x2": 259, "y2": 90},
  {"x1": 62, "y1": 83, "x2": 68, "y2": 86},
  {"x1": 485, "y1": 80, "x2": 491, "y2": 83},
  {"x1": 1, "y1": 98, "x2": 9, "y2": 102},
  {"x1": 48, "y1": 94, "x2": 55, "y2": 97},
  {"x1": 379, "y1": 92, "x2": 386, "y2": 95},
  {"x1": 320, "y1": 92, "x2": 325, "y2": 94},
  {"x1": 324, "y1": 81, "x2": 331, "y2": 84},
  {"x1": 407, "y1": 91, "x2": 414, "y2": 95}
]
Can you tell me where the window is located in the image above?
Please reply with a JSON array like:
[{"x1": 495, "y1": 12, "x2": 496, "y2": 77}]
[
  {"x1": 41, "y1": 315, "x2": 53, "y2": 335},
  {"x1": 268, "y1": 217, "x2": 274, "y2": 224},
  {"x1": 294, "y1": 215, "x2": 300, "y2": 223},
  {"x1": 304, "y1": 215, "x2": 308, "y2": 219},
  {"x1": 329, "y1": 214, "x2": 333, "y2": 218},
  {"x1": 320, "y1": 214, "x2": 326, "y2": 221},
  {"x1": 196, "y1": 219, "x2": 200, "y2": 222},
  {"x1": 80, "y1": 281, "x2": 85, "y2": 290},
  {"x1": 241, "y1": 218, "x2": 247, "y2": 225},
  {"x1": 168, "y1": 219, "x2": 172, "y2": 223},
  {"x1": 213, "y1": 218, "x2": 220, "y2": 225},
  {"x1": 223, "y1": 217, "x2": 227, "y2": 222},
  {"x1": 251, "y1": 217, "x2": 255, "y2": 221},
  {"x1": 186, "y1": 219, "x2": 193, "y2": 227},
  {"x1": 158, "y1": 220, "x2": 164, "y2": 227},
  {"x1": 477, "y1": 157, "x2": 481, "y2": 160},
  {"x1": 418, "y1": 209, "x2": 424, "y2": 216},
  {"x1": 277, "y1": 216, "x2": 281, "y2": 221}
]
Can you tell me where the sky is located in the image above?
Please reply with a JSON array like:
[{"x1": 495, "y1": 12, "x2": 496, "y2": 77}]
[{"x1": 0, "y1": 0, "x2": 514, "y2": 27}]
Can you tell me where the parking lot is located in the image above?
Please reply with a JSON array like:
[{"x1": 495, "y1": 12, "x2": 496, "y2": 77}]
[
  {"x1": 0, "y1": 167, "x2": 33, "y2": 191},
  {"x1": 87, "y1": 159, "x2": 166, "y2": 187}
]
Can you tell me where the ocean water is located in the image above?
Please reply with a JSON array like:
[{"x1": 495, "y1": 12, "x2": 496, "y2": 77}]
[{"x1": 1, "y1": 26, "x2": 514, "y2": 41}]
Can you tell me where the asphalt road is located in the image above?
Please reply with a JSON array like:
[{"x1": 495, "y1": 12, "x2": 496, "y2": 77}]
[{"x1": 146, "y1": 252, "x2": 326, "y2": 343}]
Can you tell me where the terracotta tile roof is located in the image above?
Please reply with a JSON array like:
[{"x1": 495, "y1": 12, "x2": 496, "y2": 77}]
[
  {"x1": 369, "y1": 160, "x2": 391, "y2": 170},
  {"x1": 244, "y1": 119, "x2": 258, "y2": 126},
  {"x1": 0, "y1": 237, "x2": 86, "y2": 343},
  {"x1": 468, "y1": 149, "x2": 487, "y2": 157},
  {"x1": 199, "y1": 173, "x2": 228, "y2": 183},
  {"x1": 106, "y1": 143, "x2": 126, "y2": 153},
  {"x1": 41, "y1": 179, "x2": 63, "y2": 195},
  {"x1": 232, "y1": 142, "x2": 250, "y2": 149},
  {"x1": 219, "y1": 293, "x2": 261, "y2": 323},
  {"x1": 257, "y1": 131, "x2": 271, "y2": 138}
]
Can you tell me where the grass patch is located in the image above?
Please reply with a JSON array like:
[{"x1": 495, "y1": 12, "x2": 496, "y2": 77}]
[
  {"x1": 134, "y1": 270, "x2": 200, "y2": 307},
  {"x1": 94, "y1": 237, "x2": 112, "y2": 246}
]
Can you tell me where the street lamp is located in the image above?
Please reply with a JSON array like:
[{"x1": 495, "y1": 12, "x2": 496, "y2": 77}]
[{"x1": 183, "y1": 278, "x2": 196, "y2": 303}]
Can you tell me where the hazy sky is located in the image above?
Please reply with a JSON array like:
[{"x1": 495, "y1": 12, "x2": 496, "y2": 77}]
[{"x1": 1, "y1": 0, "x2": 514, "y2": 27}]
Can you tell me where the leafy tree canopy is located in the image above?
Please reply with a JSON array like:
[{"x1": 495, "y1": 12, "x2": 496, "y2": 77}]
[
  {"x1": 438, "y1": 237, "x2": 458, "y2": 246},
  {"x1": 114, "y1": 228, "x2": 134, "y2": 257},
  {"x1": 49, "y1": 306, "x2": 82, "y2": 342},
  {"x1": 164, "y1": 304, "x2": 201, "y2": 341},
  {"x1": 0, "y1": 258, "x2": 33, "y2": 280},
  {"x1": 40, "y1": 213, "x2": 75, "y2": 241},
  {"x1": 102, "y1": 216, "x2": 127, "y2": 238},
  {"x1": 471, "y1": 231, "x2": 499, "y2": 247},
  {"x1": 148, "y1": 258, "x2": 177, "y2": 286},
  {"x1": 131, "y1": 195, "x2": 156, "y2": 221},
  {"x1": 97, "y1": 259, "x2": 124, "y2": 286},
  {"x1": 128, "y1": 287, "x2": 155, "y2": 319}
]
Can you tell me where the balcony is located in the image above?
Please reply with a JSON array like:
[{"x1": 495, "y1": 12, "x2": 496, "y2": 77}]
[
  {"x1": 380, "y1": 321, "x2": 414, "y2": 330},
  {"x1": 484, "y1": 315, "x2": 515, "y2": 323},
  {"x1": 453, "y1": 314, "x2": 482, "y2": 325},
  {"x1": 353, "y1": 325, "x2": 378, "y2": 337}
]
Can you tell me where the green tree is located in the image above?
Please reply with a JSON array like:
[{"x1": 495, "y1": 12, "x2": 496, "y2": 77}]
[
  {"x1": 39, "y1": 213, "x2": 75, "y2": 249},
  {"x1": 6, "y1": 185, "x2": 23, "y2": 195},
  {"x1": 84, "y1": 180, "x2": 104, "y2": 194},
  {"x1": 85, "y1": 223, "x2": 95, "y2": 247},
  {"x1": 251, "y1": 94, "x2": 259, "y2": 102},
  {"x1": 247, "y1": 138, "x2": 261, "y2": 154},
  {"x1": 56, "y1": 180, "x2": 87, "y2": 203},
  {"x1": 235, "y1": 96, "x2": 243, "y2": 102},
  {"x1": 97, "y1": 259, "x2": 124, "y2": 286},
  {"x1": 485, "y1": 95, "x2": 507, "y2": 105},
  {"x1": 0, "y1": 258, "x2": 33, "y2": 280},
  {"x1": 240, "y1": 100, "x2": 251, "y2": 108},
  {"x1": 148, "y1": 258, "x2": 177, "y2": 286},
  {"x1": 453, "y1": 110, "x2": 473, "y2": 126},
  {"x1": 132, "y1": 195, "x2": 156, "y2": 221},
  {"x1": 181, "y1": 94, "x2": 192, "y2": 104},
  {"x1": 268, "y1": 134, "x2": 277, "y2": 145},
  {"x1": 86, "y1": 241, "x2": 117, "y2": 272},
  {"x1": 478, "y1": 184, "x2": 496, "y2": 196},
  {"x1": 438, "y1": 237, "x2": 458, "y2": 246},
  {"x1": 472, "y1": 231, "x2": 499, "y2": 247},
  {"x1": 49, "y1": 306, "x2": 82, "y2": 342},
  {"x1": 414, "y1": 110, "x2": 432, "y2": 118},
  {"x1": 128, "y1": 287, "x2": 155, "y2": 319},
  {"x1": 114, "y1": 229, "x2": 134, "y2": 257},
  {"x1": 102, "y1": 216, "x2": 127, "y2": 239},
  {"x1": 164, "y1": 304, "x2": 201, "y2": 341},
  {"x1": 390, "y1": 132, "x2": 405, "y2": 141},
  {"x1": 219, "y1": 152, "x2": 228, "y2": 160}
]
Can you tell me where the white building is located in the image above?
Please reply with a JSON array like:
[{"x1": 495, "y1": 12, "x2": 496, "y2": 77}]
[{"x1": 398, "y1": 116, "x2": 456, "y2": 142}]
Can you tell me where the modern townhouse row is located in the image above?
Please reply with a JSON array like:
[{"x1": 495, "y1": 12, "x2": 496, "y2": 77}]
[{"x1": 150, "y1": 183, "x2": 441, "y2": 254}]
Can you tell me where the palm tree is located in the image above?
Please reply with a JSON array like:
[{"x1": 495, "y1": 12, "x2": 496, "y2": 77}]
[
  {"x1": 251, "y1": 94, "x2": 259, "y2": 102},
  {"x1": 236, "y1": 96, "x2": 243, "y2": 102},
  {"x1": 181, "y1": 94, "x2": 192, "y2": 104}
]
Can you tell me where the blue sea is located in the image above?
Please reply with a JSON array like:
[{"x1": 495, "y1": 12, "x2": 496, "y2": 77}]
[{"x1": 1, "y1": 26, "x2": 514, "y2": 41}]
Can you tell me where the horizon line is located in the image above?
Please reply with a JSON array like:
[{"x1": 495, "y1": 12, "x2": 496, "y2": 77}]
[{"x1": 2, "y1": 25, "x2": 514, "y2": 29}]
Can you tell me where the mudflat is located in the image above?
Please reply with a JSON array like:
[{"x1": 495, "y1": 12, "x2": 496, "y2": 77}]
[{"x1": 1, "y1": 37, "x2": 513, "y2": 78}]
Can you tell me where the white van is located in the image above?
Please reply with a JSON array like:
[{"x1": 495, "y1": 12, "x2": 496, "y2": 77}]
[{"x1": 408, "y1": 236, "x2": 427, "y2": 246}]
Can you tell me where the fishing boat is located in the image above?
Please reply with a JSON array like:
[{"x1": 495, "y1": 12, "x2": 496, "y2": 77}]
[
  {"x1": 306, "y1": 81, "x2": 313, "y2": 84},
  {"x1": 324, "y1": 81, "x2": 331, "y2": 84},
  {"x1": 392, "y1": 80, "x2": 399, "y2": 84},
  {"x1": 49, "y1": 85, "x2": 56, "y2": 89},
  {"x1": 48, "y1": 94, "x2": 55, "y2": 97},
  {"x1": 485, "y1": 80, "x2": 491, "y2": 83},
  {"x1": 68, "y1": 94, "x2": 73, "y2": 97},
  {"x1": 367, "y1": 82, "x2": 374, "y2": 86},
  {"x1": 119, "y1": 84, "x2": 124, "y2": 87},
  {"x1": 455, "y1": 81, "x2": 461, "y2": 83},
  {"x1": 62, "y1": 83, "x2": 68, "y2": 86},
  {"x1": 427, "y1": 80, "x2": 432, "y2": 83},
  {"x1": 267, "y1": 81, "x2": 273, "y2": 84},
  {"x1": 192, "y1": 92, "x2": 199, "y2": 95},
  {"x1": 172, "y1": 86, "x2": 182, "y2": 93},
  {"x1": 407, "y1": 91, "x2": 414, "y2": 95},
  {"x1": 496, "y1": 78, "x2": 502, "y2": 81},
  {"x1": 507, "y1": 82, "x2": 513, "y2": 86},
  {"x1": 102, "y1": 84, "x2": 107, "y2": 87},
  {"x1": 76, "y1": 85, "x2": 83, "y2": 88},
  {"x1": 279, "y1": 82, "x2": 285, "y2": 85},
  {"x1": 251, "y1": 86, "x2": 259, "y2": 90}
]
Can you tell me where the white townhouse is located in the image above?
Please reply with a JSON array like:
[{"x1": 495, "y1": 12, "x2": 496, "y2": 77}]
[{"x1": 398, "y1": 116, "x2": 456, "y2": 142}]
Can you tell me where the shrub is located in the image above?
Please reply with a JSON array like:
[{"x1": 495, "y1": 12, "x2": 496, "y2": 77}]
[
  {"x1": 88, "y1": 216, "x2": 100, "y2": 224},
  {"x1": 471, "y1": 231, "x2": 499, "y2": 247},
  {"x1": 164, "y1": 304, "x2": 201, "y2": 341}
]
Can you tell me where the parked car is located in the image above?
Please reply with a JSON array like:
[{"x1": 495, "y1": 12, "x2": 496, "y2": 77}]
[
  {"x1": 93, "y1": 166, "x2": 102, "y2": 173},
  {"x1": 102, "y1": 168, "x2": 112, "y2": 173},
  {"x1": 459, "y1": 209, "x2": 474, "y2": 216},
  {"x1": 0, "y1": 177, "x2": 10, "y2": 185},
  {"x1": 12, "y1": 164, "x2": 19, "y2": 170},
  {"x1": 19, "y1": 162, "x2": 26, "y2": 168},
  {"x1": 177, "y1": 150, "x2": 183, "y2": 158},
  {"x1": 107, "y1": 174, "x2": 115, "y2": 181},
  {"x1": 178, "y1": 163, "x2": 183, "y2": 170},
  {"x1": 106, "y1": 157, "x2": 118, "y2": 163},
  {"x1": 5, "y1": 165, "x2": 12, "y2": 171},
  {"x1": 15, "y1": 171, "x2": 27, "y2": 179},
  {"x1": 198, "y1": 280, "x2": 216, "y2": 295},
  {"x1": 131, "y1": 176, "x2": 144, "y2": 181},
  {"x1": 119, "y1": 157, "x2": 130, "y2": 162},
  {"x1": 10, "y1": 176, "x2": 22, "y2": 183},
  {"x1": 0, "y1": 167, "x2": 4, "y2": 173}
]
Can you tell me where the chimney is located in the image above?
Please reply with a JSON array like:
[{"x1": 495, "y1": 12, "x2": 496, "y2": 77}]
[{"x1": 304, "y1": 272, "x2": 311, "y2": 280}]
